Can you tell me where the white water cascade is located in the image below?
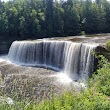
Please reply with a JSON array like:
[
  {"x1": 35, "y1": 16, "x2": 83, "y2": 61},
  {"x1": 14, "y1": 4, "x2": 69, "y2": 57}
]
[{"x1": 8, "y1": 40, "x2": 98, "y2": 80}]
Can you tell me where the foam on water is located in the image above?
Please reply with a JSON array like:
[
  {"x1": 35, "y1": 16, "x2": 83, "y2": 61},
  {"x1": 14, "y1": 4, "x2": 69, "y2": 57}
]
[
  {"x1": 56, "y1": 73, "x2": 72, "y2": 83},
  {"x1": 0, "y1": 55, "x2": 10, "y2": 62}
]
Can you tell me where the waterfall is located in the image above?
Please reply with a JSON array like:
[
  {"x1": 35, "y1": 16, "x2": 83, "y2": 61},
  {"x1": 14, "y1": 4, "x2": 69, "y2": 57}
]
[
  {"x1": 79, "y1": 43, "x2": 97, "y2": 77},
  {"x1": 8, "y1": 40, "x2": 98, "y2": 80}
]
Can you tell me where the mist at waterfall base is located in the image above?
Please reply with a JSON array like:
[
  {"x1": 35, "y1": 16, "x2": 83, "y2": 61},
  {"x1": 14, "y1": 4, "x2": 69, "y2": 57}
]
[{"x1": 6, "y1": 40, "x2": 98, "y2": 86}]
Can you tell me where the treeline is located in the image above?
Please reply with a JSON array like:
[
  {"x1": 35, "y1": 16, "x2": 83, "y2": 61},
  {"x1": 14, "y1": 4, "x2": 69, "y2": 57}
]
[{"x1": 0, "y1": 0, "x2": 110, "y2": 40}]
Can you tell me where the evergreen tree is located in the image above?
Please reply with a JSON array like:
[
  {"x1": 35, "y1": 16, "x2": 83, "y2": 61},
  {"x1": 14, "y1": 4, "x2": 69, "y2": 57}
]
[{"x1": 0, "y1": 0, "x2": 110, "y2": 40}]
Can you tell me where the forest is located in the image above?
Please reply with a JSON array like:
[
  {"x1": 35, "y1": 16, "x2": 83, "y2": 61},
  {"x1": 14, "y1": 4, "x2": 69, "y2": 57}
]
[{"x1": 0, "y1": 0, "x2": 110, "y2": 40}]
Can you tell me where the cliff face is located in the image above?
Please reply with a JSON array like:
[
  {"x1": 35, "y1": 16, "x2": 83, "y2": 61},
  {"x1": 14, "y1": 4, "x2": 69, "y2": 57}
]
[
  {"x1": 0, "y1": 41, "x2": 11, "y2": 54},
  {"x1": 95, "y1": 45, "x2": 110, "y2": 61}
]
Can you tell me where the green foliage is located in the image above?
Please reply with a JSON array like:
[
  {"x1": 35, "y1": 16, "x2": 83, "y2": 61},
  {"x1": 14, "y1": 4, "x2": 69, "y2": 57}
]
[
  {"x1": 106, "y1": 40, "x2": 110, "y2": 51},
  {"x1": 80, "y1": 31, "x2": 85, "y2": 35},
  {"x1": 38, "y1": 90, "x2": 110, "y2": 110},
  {"x1": 0, "y1": 0, "x2": 110, "y2": 40},
  {"x1": 0, "y1": 89, "x2": 110, "y2": 110},
  {"x1": 89, "y1": 55, "x2": 110, "y2": 96}
]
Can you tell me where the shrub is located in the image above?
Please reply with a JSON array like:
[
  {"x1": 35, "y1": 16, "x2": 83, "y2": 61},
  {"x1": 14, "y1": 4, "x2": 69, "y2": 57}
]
[
  {"x1": 105, "y1": 40, "x2": 110, "y2": 51},
  {"x1": 89, "y1": 55, "x2": 110, "y2": 96},
  {"x1": 1, "y1": 90, "x2": 109, "y2": 110}
]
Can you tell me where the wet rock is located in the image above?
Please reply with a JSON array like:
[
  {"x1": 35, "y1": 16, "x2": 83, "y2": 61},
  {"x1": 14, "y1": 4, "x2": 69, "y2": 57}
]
[{"x1": 95, "y1": 45, "x2": 110, "y2": 61}]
